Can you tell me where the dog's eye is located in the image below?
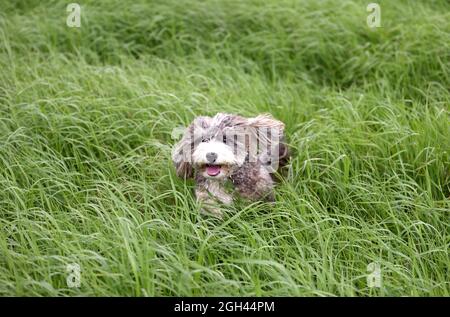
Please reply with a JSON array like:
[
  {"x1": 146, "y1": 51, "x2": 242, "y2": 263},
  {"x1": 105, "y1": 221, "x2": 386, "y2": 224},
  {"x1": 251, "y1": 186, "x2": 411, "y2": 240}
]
[
  {"x1": 222, "y1": 135, "x2": 227, "y2": 143},
  {"x1": 201, "y1": 137, "x2": 209, "y2": 143}
]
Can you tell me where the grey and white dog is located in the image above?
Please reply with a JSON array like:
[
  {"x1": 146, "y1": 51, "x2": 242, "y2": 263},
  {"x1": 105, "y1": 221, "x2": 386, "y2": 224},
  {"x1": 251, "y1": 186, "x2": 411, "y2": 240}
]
[{"x1": 172, "y1": 113, "x2": 289, "y2": 217}]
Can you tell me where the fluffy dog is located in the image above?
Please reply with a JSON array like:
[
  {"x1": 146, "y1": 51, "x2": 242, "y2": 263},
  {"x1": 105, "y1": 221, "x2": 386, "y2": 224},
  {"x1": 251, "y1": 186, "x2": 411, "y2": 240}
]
[{"x1": 172, "y1": 113, "x2": 289, "y2": 217}]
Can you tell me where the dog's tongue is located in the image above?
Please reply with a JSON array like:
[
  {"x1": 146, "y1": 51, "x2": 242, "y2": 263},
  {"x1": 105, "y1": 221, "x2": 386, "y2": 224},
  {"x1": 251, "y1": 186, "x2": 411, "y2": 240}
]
[{"x1": 206, "y1": 165, "x2": 221, "y2": 176}]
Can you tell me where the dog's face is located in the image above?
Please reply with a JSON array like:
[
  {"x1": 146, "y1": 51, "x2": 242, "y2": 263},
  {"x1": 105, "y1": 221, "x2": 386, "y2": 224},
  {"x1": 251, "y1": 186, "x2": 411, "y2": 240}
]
[
  {"x1": 172, "y1": 113, "x2": 286, "y2": 180},
  {"x1": 192, "y1": 126, "x2": 242, "y2": 179}
]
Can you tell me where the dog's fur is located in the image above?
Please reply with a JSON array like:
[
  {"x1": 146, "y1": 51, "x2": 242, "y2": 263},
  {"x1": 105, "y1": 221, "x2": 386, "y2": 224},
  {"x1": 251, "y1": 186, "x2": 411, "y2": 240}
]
[{"x1": 172, "y1": 113, "x2": 289, "y2": 217}]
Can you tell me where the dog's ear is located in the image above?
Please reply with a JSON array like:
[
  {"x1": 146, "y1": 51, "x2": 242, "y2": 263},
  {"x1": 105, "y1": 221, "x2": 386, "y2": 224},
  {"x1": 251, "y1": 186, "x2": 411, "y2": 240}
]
[
  {"x1": 171, "y1": 116, "x2": 210, "y2": 179},
  {"x1": 171, "y1": 124, "x2": 194, "y2": 179}
]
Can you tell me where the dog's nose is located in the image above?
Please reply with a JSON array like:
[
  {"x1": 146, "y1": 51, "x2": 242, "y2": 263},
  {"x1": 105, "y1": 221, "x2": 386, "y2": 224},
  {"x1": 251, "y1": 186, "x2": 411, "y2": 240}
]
[{"x1": 206, "y1": 152, "x2": 218, "y2": 163}]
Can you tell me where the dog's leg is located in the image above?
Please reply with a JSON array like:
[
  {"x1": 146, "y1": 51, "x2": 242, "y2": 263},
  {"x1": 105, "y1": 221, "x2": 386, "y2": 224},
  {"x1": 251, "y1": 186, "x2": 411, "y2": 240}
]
[
  {"x1": 195, "y1": 176, "x2": 233, "y2": 218},
  {"x1": 195, "y1": 187, "x2": 223, "y2": 218}
]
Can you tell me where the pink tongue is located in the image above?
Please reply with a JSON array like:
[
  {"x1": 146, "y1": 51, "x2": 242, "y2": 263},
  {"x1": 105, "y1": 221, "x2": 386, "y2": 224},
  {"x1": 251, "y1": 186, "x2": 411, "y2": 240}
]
[{"x1": 206, "y1": 165, "x2": 221, "y2": 176}]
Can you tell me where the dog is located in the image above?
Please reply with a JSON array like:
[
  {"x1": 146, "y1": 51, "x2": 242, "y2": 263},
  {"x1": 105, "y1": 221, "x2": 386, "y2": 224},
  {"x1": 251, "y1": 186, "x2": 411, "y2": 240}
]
[{"x1": 172, "y1": 113, "x2": 289, "y2": 217}]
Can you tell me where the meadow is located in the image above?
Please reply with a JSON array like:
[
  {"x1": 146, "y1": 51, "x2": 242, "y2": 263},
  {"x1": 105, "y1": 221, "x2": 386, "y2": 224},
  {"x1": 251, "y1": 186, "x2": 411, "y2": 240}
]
[{"x1": 0, "y1": 0, "x2": 449, "y2": 296}]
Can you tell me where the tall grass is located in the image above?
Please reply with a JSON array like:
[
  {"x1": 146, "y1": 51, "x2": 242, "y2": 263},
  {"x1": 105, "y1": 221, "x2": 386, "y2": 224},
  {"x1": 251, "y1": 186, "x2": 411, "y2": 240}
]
[{"x1": 0, "y1": 0, "x2": 448, "y2": 296}]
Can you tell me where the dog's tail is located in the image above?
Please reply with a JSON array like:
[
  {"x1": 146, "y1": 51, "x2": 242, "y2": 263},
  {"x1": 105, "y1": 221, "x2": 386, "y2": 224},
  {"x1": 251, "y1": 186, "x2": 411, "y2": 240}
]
[
  {"x1": 278, "y1": 138, "x2": 290, "y2": 169},
  {"x1": 258, "y1": 135, "x2": 291, "y2": 175}
]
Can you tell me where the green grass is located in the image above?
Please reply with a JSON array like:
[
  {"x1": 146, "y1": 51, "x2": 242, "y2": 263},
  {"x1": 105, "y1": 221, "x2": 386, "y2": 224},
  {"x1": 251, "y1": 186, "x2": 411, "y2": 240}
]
[{"x1": 0, "y1": 0, "x2": 449, "y2": 296}]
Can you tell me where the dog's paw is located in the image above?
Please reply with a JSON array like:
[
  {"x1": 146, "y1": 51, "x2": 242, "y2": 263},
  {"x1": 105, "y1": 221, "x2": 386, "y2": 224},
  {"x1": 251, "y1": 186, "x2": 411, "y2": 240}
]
[{"x1": 199, "y1": 205, "x2": 223, "y2": 219}]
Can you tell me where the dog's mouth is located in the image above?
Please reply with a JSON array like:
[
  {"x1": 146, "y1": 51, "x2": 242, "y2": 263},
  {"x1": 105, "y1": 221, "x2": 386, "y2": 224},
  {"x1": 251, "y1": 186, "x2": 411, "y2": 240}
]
[
  {"x1": 205, "y1": 164, "x2": 221, "y2": 176},
  {"x1": 198, "y1": 163, "x2": 232, "y2": 177}
]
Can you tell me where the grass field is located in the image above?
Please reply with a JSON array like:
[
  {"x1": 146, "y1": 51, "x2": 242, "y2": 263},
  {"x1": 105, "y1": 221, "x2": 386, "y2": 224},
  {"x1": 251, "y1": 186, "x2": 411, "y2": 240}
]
[{"x1": 0, "y1": 0, "x2": 449, "y2": 296}]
